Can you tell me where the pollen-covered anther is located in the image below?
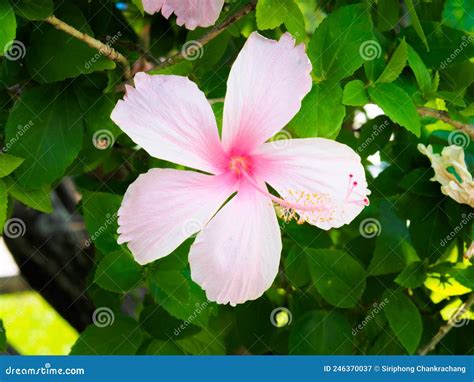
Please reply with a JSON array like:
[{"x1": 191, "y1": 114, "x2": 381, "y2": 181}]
[
  {"x1": 276, "y1": 205, "x2": 296, "y2": 223},
  {"x1": 280, "y1": 190, "x2": 336, "y2": 224}
]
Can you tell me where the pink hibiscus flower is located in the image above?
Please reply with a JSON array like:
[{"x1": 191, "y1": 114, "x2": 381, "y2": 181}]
[
  {"x1": 142, "y1": 0, "x2": 224, "y2": 30},
  {"x1": 111, "y1": 32, "x2": 370, "y2": 306}
]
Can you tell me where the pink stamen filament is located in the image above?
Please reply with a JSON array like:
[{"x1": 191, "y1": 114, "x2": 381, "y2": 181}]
[
  {"x1": 228, "y1": 157, "x2": 369, "y2": 213},
  {"x1": 242, "y1": 172, "x2": 332, "y2": 213}
]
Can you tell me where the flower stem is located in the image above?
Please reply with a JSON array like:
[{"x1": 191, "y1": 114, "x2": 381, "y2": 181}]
[
  {"x1": 44, "y1": 15, "x2": 131, "y2": 80},
  {"x1": 417, "y1": 107, "x2": 474, "y2": 139},
  {"x1": 418, "y1": 292, "x2": 474, "y2": 355},
  {"x1": 150, "y1": 0, "x2": 257, "y2": 72}
]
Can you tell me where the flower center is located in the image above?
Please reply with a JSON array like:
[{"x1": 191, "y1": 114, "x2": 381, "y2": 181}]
[{"x1": 228, "y1": 155, "x2": 251, "y2": 177}]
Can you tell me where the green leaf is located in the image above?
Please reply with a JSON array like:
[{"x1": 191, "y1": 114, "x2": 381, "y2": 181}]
[
  {"x1": 442, "y1": 0, "x2": 474, "y2": 33},
  {"x1": 395, "y1": 261, "x2": 427, "y2": 288},
  {"x1": 227, "y1": 298, "x2": 278, "y2": 355},
  {"x1": 377, "y1": 39, "x2": 407, "y2": 83},
  {"x1": 306, "y1": 249, "x2": 366, "y2": 308},
  {"x1": 398, "y1": 168, "x2": 441, "y2": 197},
  {"x1": 405, "y1": 24, "x2": 474, "y2": 70},
  {"x1": 175, "y1": 330, "x2": 226, "y2": 355},
  {"x1": 146, "y1": 340, "x2": 185, "y2": 355},
  {"x1": 150, "y1": 60, "x2": 193, "y2": 76},
  {"x1": 368, "y1": 326, "x2": 406, "y2": 354},
  {"x1": 405, "y1": 0, "x2": 429, "y2": 51},
  {"x1": 72, "y1": 85, "x2": 122, "y2": 171},
  {"x1": 364, "y1": 54, "x2": 386, "y2": 83},
  {"x1": 357, "y1": 116, "x2": 393, "y2": 157},
  {"x1": 70, "y1": 315, "x2": 143, "y2": 355},
  {"x1": 147, "y1": 244, "x2": 215, "y2": 328},
  {"x1": 342, "y1": 80, "x2": 369, "y2": 106},
  {"x1": 431, "y1": 70, "x2": 440, "y2": 93},
  {"x1": 149, "y1": 272, "x2": 212, "y2": 328},
  {"x1": 368, "y1": 82, "x2": 420, "y2": 137},
  {"x1": 0, "y1": 153, "x2": 23, "y2": 178},
  {"x1": 0, "y1": 179, "x2": 6, "y2": 230},
  {"x1": 12, "y1": 0, "x2": 53, "y2": 20},
  {"x1": 131, "y1": 0, "x2": 144, "y2": 14},
  {"x1": 0, "y1": 320, "x2": 6, "y2": 352},
  {"x1": 256, "y1": 0, "x2": 287, "y2": 30},
  {"x1": 409, "y1": 207, "x2": 452, "y2": 260},
  {"x1": 3, "y1": 177, "x2": 52, "y2": 213},
  {"x1": 368, "y1": 202, "x2": 419, "y2": 275},
  {"x1": 406, "y1": 43, "x2": 431, "y2": 94},
  {"x1": 82, "y1": 191, "x2": 122, "y2": 253},
  {"x1": 0, "y1": 0, "x2": 16, "y2": 53},
  {"x1": 289, "y1": 310, "x2": 353, "y2": 354},
  {"x1": 26, "y1": 3, "x2": 115, "y2": 83},
  {"x1": 140, "y1": 305, "x2": 200, "y2": 340},
  {"x1": 284, "y1": 245, "x2": 311, "y2": 288},
  {"x1": 95, "y1": 249, "x2": 142, "y2": 293},
  {"x1": 149, "y1": 270, "x2": 190, "y2": 306},
  {"x1": 460, "y1": 103, "x2": 474, "y2": 117},
  {"x1": 5, "y1": 85, "x2": 84, "y2": 187},
  {"x1": 75, "y1": 88, "x2": 122, "y2": 142},
  {"x1": 289, "y1": 82, "x2": 345, "y2": 139},
  {"x1": 450, "y1": 267, "x2": 474, "y2": 290},
  {"x1": 308, "y1": 4, "x2": 375, "y2": 82},
  {"x1": 436, "y1": 91, "x2": 466, "y2": 107},
  {"x1": 377, "y1": 0, "x2": 400, "y2": 32},
  {"x1": 284, "y1": 0, "x2": 306, "y2": 42},
  {"x1": 383, "y1": 290, "x2": 422, "y2": 354}
]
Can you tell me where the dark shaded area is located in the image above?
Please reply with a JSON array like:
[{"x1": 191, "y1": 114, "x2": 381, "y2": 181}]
[{"x1": 4, "y1": 181, "x2": 95, "y2": 332}]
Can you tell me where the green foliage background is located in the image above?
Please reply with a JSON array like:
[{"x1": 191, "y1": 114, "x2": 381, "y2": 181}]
[{"x1": 0, "y1": 0, "x2": 473, "y2": 355}]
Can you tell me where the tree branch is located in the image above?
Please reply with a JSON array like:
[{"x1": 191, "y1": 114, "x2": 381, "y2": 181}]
[
  {"x1": 418, "y1": 293, "x2": 474, "y2": 355},
  {"x1": 44, "y1": 15, "x2": 131, "y2": 80},
  {"x1": 417, "y1": 107, "x2": 474, "y2": 139},
  {"x1": 150, "y1": 0, "x2": 257, "y2": 72}
]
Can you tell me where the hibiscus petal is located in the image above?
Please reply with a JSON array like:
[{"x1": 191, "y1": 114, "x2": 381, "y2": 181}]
[
  {"x1": 142, "y1": 0, "x2": 164, "y2": 14},
  {"x1": 222, "y1": 32, "x2": 312, "y2": 154},
  {"x1": 162, "y1": 0, "x2": 225, "y2": 30},
  {"x1": 255, "y1": 138, "x2": 370, "y2": 230},
  {"x1": 118, "y1": 168, "x2": 235, "y2": 265},
  {"x1": 111, "y1": 73, "x2": 226, "y2": 174},
  {"x1": 189, "y1": 185, "x2": 282, "y2": 306}
]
